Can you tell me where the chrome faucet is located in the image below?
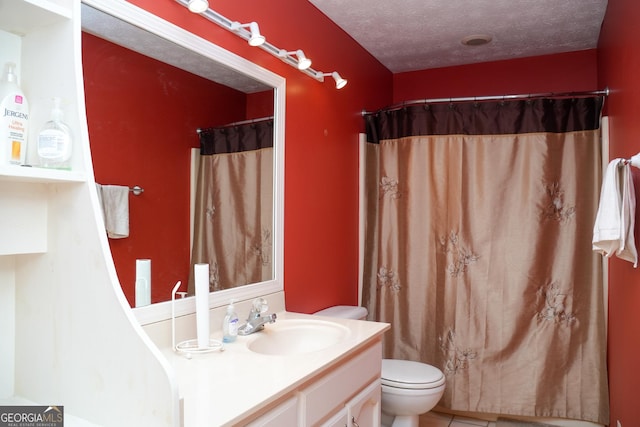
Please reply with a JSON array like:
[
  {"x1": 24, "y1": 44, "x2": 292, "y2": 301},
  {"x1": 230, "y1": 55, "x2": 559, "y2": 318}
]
[{"x1": 237, "y1": 298, "x2": 277, "y2": 335}]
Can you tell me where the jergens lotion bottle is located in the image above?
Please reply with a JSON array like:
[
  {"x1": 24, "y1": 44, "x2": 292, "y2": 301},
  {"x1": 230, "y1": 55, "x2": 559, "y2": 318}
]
[{"x1": 0, "y1": 62, "x2": 29, "y2": 165}]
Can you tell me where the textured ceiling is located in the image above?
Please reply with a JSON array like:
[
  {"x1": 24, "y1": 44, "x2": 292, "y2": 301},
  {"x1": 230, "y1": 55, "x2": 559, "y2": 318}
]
[
  {"x1": 82, "y1": 1, "x2": 608, "y2": 92},
  {"x1": 308, "y1": 0, "x2": 608, "y2": 73}
]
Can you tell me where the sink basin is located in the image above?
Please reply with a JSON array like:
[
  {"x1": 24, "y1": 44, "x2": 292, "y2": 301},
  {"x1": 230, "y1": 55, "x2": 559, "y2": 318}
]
[{"x1": 247, "y1": 319, "x2": 350, "y2": 355}]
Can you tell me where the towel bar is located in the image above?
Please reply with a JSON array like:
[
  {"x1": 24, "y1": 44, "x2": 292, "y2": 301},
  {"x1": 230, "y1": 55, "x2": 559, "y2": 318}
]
[{"x1": 129, "y1": 185, "x2": 144, "y2": 196}]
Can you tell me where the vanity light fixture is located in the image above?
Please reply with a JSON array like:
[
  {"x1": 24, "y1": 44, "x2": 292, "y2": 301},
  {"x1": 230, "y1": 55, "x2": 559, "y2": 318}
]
[
  {"x1": 278, "y1": 49, "x2": 312, "y2": 70},
  {"x1": 316, "y1": 71, "x2": 348, "y2": 89},
  {"x1": 187, "y1": 0, "x2": 208, "y2": 13},
  {"x1": 176, "y1": 0, "x2": 347, "y2": 89},
  {"x1": 230, "y1": 21, "x2": 266, "y2": 46}
]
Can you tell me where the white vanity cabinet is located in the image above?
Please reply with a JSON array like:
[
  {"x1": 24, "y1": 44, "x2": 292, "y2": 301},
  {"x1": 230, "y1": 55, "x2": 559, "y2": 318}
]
[{"x1": 243, "y1": 340, "x2": 383, "y2": 427}]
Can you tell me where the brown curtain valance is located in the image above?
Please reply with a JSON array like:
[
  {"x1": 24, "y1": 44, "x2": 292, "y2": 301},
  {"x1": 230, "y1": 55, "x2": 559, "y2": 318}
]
[
  {"x1": 365, "y1": 97, "x2": 604, "y2": 143},
  {"x1": 199, "y1": 119, "x2": 273, "y2": 154}
]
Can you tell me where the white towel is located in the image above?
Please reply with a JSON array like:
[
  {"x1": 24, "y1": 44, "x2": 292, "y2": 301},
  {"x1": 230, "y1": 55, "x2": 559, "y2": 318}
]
[
  {"x1": 592, "y1": 159, "x2": 638, "y2": 267},
  {"x1": 617, "y1": 163, "x2": 637, "y2": 266},
  {"x1": 592, "y1": 159, "x2": 623, "y2": 255},
  {"x1": 97, "y1": 184, "x2": 130, "y2": 239}
]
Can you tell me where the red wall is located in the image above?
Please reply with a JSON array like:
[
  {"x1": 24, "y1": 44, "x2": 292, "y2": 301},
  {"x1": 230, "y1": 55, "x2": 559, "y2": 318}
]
[
  {"x1": 598, "y1": 0, "x2": 640, "y2": 425},
  {"x1": 115, "y1": 0, "x2": 393, "y2": 312},
  {"x1": 83, "y1": 33, "x2": 254, "y2": 305},
  {"x1": 393, "y1": 49, "x2": 598, "y2": 102}
]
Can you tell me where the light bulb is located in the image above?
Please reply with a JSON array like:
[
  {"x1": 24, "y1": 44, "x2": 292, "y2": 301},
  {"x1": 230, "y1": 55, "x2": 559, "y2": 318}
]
[{"x1": 187, "y1": 0, "x2": 208, "y2": 13}]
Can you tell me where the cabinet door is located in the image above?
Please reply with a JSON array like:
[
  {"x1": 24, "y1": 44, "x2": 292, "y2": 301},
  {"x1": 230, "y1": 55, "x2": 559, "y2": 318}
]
[
  {"x1": 300, "y1": 342, "x2": 381, "y2": 425},
  {"x1": 245, "y1": 396, "x2": 297, "y2": 427},
  {"x1": 320, "y1": 406, "x2": 348, "y2": 427},
  {"x1": 346, "y1": 380, "x2": 381, "y2": 427}
]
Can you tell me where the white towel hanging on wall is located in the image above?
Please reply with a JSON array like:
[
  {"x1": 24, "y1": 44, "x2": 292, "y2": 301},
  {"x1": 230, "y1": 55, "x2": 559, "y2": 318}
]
[{"x1": 593, "y1": 156, "x2": 639, "y2": 267}]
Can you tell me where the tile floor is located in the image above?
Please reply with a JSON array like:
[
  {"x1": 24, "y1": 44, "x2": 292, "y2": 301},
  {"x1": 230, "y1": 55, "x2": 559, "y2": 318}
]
[
  {"x1": 418, "y1": 410, "x2": 600, "y2": 427},
  {"x1": 420, "y1": 411, "x2": 496, "y2": 427}
]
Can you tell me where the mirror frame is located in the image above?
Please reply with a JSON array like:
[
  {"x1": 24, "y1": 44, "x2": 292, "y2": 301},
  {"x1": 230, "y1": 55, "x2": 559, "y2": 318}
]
[{"x1": 82, "y1": 0, "x2": 285, "y2": 325}]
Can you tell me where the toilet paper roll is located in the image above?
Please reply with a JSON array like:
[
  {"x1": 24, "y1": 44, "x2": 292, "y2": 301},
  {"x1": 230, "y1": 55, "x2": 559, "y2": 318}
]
[
  {"x1": 194, "y1": 263, "x2": 210, "y2": 349},
  {"x1": 135, "y1": 259, "x2": 151, "y2": 307}
]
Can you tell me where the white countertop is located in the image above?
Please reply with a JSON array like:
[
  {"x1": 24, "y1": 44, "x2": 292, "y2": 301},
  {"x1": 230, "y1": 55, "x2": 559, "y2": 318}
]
[{"x1": 159, "y1": 311, "x2": 389, "y2": 426}]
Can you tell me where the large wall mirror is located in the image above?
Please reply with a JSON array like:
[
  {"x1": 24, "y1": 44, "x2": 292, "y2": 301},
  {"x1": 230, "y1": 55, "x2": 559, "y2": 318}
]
[{"x1": 81, "y1": 0, "x2": 285, "y2": 324}]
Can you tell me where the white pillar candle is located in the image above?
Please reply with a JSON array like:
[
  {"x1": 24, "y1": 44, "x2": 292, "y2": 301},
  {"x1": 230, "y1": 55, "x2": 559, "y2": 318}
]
[
  {"x1": 135, "y1": 259, "x2": 151, "y2": 307},
  {"x1": 194, "y1": 263, "x2": 210, "y2": 348}
]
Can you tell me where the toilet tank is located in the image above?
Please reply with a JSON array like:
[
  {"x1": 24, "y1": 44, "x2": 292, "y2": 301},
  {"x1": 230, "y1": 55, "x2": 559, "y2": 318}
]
[{"x1": 314, "y1": 305, "x2": 368, "y2": 320}]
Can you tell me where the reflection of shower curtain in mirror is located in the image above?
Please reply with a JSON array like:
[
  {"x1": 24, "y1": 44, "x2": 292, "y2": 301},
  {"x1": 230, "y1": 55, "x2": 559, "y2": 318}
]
[
  {"x1": 361, "y1": 97, "x2": 609, "y2": 424},
  {"x1": 188, "y1": 119, "x2": 273, "y2": 294}
]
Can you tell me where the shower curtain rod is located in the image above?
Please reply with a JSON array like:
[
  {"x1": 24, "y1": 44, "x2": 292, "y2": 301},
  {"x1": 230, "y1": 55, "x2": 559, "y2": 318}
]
[
  {"x1": 361, "y1": 88, "x2": 609, "y2": 116},
  {"x1": 196, "y1": 116, "x2": 274, "y2": 133}
]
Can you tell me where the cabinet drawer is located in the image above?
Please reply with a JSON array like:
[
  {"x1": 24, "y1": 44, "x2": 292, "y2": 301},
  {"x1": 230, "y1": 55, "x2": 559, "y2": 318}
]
[
  {"x1": 245, "y1": 396, "x2": 297, "y2": 427},
  {"x1": 300, "y1": 341, "x2": 382, "y2": 426}
]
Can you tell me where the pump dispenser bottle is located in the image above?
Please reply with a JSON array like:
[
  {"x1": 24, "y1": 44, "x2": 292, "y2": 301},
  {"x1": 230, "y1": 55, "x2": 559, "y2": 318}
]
[
  {"x1": 37, "y1": 97, "x2": 72, "y2": 169},
  {"x1": 222, "y1": 300, "x2": 239, "y2": 343},
  {"x1": 0, "y1": 62, "x2": 29, "y2": 165}
]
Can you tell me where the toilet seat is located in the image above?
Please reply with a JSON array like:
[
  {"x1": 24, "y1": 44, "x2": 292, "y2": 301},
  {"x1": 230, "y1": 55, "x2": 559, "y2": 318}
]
[{"x1": 381, "y1": 359, "x2": 445, "y2": 390}]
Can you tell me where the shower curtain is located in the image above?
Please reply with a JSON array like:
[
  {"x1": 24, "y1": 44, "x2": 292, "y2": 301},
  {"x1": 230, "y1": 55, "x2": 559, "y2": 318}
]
[
  {"x1": 188, "y1": 119, "x2": 273, "y2": 293},
  {"x1": 361, "y1": 97, "x2": 609, "y2": 423}
]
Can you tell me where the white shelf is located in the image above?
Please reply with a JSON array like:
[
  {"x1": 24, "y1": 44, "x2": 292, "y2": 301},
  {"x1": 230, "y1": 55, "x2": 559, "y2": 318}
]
[
  {"x1": 0, "y1": 0, "x2": 84, "y2": 182},
  {"x1": 0, "y1": 165, "x2": 85, "y2": 183},
  {"x1": 0, "y1": 0, "x2": 71, "y2": 36}
]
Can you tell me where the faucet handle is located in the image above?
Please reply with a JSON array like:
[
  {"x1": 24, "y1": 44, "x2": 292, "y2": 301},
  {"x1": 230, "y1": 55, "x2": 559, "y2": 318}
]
[{"x1": 252, "y1": 297, "x2": 268, "y2": 314}]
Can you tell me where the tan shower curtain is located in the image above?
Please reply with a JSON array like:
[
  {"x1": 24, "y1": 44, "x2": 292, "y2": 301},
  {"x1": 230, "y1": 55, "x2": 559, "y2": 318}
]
[
  {"x1": 362, "y1": 98, "x2": 609, "y2": 423},
  {"x1": 188, "y1": 120, "x2": 273, "y2": 293}
]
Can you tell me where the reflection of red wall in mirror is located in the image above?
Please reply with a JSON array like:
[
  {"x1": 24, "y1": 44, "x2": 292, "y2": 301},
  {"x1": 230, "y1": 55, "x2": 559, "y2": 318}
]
[
  {"x1": 83, "y1": 32, "x2": 273, "y2": 305},
  {"x1": 125, "y1": 0, "x2": 396, "y2": 316}
]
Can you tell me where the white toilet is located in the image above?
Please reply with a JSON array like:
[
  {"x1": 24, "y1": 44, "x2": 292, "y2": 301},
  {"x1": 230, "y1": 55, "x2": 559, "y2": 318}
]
[{"x1": 314, "y1": 306, "x2": 445, "y2": 427}]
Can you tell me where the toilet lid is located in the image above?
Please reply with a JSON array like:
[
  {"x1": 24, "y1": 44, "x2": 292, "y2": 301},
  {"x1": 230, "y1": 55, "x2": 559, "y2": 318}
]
[{"x1": 381, "y1": 359, "x2": 445, "y2": 389}]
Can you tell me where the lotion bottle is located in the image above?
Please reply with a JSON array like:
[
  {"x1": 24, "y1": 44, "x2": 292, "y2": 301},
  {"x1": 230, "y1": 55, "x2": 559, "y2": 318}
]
[
  {"x1": 0, "y1": 62, "x2": 29, "y2": 165},
  {"x1": 37, "y1": 97, "x2": 72, "y2": 169},
  {"x1": 222, "y1": 300, "x2": 239, "y2": 343}
]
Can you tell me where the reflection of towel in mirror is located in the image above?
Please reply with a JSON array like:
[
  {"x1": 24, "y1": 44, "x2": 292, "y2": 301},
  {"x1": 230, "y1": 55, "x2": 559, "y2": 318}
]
[
  {"x1": 96, "y1": 184, "x2": 130, "y2": 239},
  {"x1": 592, "y1": 158, "x2": 637, "y2": 267}
]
